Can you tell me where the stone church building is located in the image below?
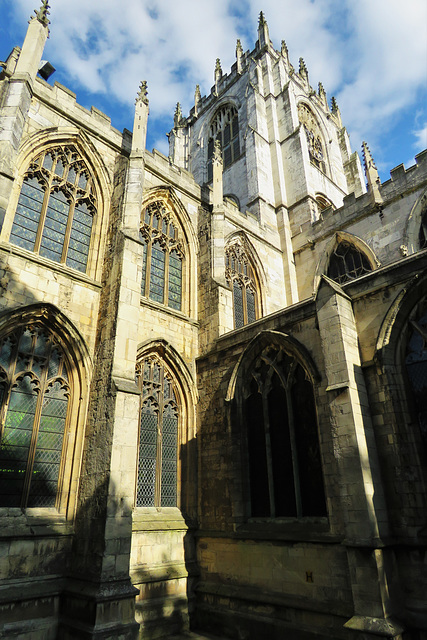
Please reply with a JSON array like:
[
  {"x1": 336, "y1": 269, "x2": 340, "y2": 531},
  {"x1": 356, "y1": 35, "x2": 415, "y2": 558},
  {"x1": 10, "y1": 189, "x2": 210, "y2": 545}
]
[{"x1": 0, "y1": 3, "x2": 426, "y2": 639}]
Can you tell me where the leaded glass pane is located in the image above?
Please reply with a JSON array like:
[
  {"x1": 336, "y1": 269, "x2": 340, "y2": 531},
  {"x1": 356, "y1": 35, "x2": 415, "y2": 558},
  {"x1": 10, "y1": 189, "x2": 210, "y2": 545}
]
[
  {"x1": 39, "y1": 190, "x2": 70, "y2": 262},
  {"x1": 0, "y1": 376, "x2": 38, "y2": 507},
  {"x1": 168, "y1": 251, "x2": 182, "y2": 311},
  {"x1": 0, "y1": 336, "x2": 14, "y2": 370},
  {"x1": 149, "y1": 242, "x2": 166, "y2": 303},
  {"x1": 66, "y1": 202, "x2": 93, "y2": 273},
  {"x1": 160, "y1": 404, "x2": 177, "y2": 507},
  {"x1": 246, "y1": 288, "x2": 256, "y2": 324},
  {"x1": 140, "y1": 235, "x2": 147, "y2": 296},
  {"x1": 67, "y1": 166, "x2": 77, "y2": 185},
  {"x1": 136, "y1": 401, "x2": 158, "y2": 507},
  {"x1": 327, "y1": 241, "x2": 372, "y2": 284},
  {"x1": 10, "y1": 178, "x2": 45, "y2": 251},
  {"x1": 28, "y1": 381, "x2": 68, "y2": 508},
  {"x1": 78, "y1": 173, "x2": 88, "y2": 189},
  {"x1": 55, "y1": 158, "x2": 65, "y2": 177},
  {"x1": 233, "y1": 281, "x2": 244, "y2": 329},
  {"x1": 43, "y1": 154, "x2": 53, "y2": 170}
]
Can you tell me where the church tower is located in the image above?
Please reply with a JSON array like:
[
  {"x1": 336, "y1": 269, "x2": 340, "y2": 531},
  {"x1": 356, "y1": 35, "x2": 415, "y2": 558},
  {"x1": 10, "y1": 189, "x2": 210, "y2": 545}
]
[{"x1": 168, "y1": 13, "x2": 366, "y2": 306}]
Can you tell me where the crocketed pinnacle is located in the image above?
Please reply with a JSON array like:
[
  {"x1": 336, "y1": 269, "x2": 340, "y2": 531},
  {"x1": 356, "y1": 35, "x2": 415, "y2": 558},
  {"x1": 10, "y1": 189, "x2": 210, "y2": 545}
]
[
  {"x1": 136, "y1": 81, "x2": 148, "y2": 105},
  {"x1": 174, "y1": 102, "x2": 182, "y2": 128},
  {"x1": 299, "y1": 57, "x2": 308, "y2": 78},
  {"x1": 34, "y1": 0, "x2": 50, "y2": 27},
  {"x1": 259, "y1": 11, "x2": 267, "y2": 26}
]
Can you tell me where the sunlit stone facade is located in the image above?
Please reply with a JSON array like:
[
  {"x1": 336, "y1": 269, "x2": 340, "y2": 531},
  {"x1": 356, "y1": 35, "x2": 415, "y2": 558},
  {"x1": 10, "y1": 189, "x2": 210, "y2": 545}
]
[{"x1": 0, "y1": 5, "x2": 426, "y2": 640}]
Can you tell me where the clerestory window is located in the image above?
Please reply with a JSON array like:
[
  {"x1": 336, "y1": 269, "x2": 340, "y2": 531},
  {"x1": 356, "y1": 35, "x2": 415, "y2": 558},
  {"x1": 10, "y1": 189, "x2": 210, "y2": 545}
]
[
  {"x1": 9, "y1": 146, "x2": 96, "y2": 273},
  {"x1": 327, "y1": 240, "x2": 373, "y2": 285},
  {"x1": 140, "y1": 201, "x2": 184, "y2": 311},
  {"x1": 225, "y1": 240, "x2": 260, "y2": 329},
  {"x1": 244, "y1": 345, "x2": 326, "y2": 518},
  {"x1": 135, "y1": 356, "x2": 179, "y2": 507},
  {"x1": 207, "y1": 105, "x2": 240, "y2": 181},
  {"x1": 0, "y1": 324, "x2": 71, "y2": 508}
]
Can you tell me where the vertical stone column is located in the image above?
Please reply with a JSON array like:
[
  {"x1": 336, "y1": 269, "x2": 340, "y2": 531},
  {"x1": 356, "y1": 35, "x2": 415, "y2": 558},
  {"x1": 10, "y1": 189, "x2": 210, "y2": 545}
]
[
  {"x1": 0, "y1": 2, "x2": 50, "y2": 220},
  {"x1": 60, "y1": 85, "x2": 149, "y2": 640},
  {"x1": 316, "y1": 276, "x2": 404, "y2": 638}
]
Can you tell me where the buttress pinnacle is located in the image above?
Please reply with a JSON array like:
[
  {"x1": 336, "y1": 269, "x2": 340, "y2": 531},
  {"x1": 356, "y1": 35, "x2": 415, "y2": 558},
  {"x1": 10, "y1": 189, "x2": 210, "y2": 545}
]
[{"x1": 34, "y1": 0, "x2": 50, "y2": 27}]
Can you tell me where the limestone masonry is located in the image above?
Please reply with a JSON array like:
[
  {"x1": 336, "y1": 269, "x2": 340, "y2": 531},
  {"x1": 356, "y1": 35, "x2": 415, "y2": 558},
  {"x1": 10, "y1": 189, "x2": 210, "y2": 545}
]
[{"x1": 0, "y1": 4, "x2": 426, "y2": 639}]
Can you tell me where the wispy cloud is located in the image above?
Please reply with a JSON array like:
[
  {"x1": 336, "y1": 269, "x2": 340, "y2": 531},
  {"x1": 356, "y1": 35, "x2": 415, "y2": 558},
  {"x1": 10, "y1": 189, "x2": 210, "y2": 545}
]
[{"x1": 11, "y1": 0, "x2": 427, "y2": 165}]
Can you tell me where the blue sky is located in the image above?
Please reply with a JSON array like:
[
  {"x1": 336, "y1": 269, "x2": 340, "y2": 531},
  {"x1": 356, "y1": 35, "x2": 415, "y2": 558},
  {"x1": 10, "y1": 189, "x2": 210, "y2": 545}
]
[{"x1": 1, "y1": 0, "x2": 426, "y2": 182}]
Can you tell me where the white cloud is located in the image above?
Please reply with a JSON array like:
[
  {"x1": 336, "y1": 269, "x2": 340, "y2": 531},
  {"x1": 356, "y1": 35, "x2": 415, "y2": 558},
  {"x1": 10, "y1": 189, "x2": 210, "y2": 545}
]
[
  {"x1": 11, "y1": 0, "x2": 427, "y2": 163},
  {"x1": 413, "y1": 123, "x2": 427, "y2": 151}
]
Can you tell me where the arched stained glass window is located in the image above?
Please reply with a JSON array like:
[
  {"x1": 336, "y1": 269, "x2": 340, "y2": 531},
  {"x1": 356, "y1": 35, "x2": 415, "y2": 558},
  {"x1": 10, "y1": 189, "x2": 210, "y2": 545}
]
[
  {"x1": 244, "y1": 345, "x2": 326, "y2": 518},
  {"x1": 136, "y1": 356, "x2": 178, "y2": 507},
  {"x1": 419, "y1": 208, "x2": 427, "y2": 250},
  {"x1": 405, "y1": 304, "x2": 427, "y2": 446},
  {"x1": 207, "y1": 105, "x2": 240, "y2": 181},
  {"x1": 140, "y1": 201, "x2": 184, "y2": 311},
  {"x1": 0, "y1": 325, "x2": 70, "y2": 508},
  {"x1": 10, "y1": 146, "x2": 96, "y2": 273},
  {"x1": 225, "y1": 240, "x2": 260, "y2": 329},
  {"x1": 327, "y1": 240, "x2": 373, "y2": 285}
]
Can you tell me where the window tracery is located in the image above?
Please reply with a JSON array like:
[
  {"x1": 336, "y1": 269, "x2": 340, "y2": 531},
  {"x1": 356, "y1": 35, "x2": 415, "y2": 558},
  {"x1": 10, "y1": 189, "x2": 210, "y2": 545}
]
[
  {"x1": 10, "y1": 146, "x2": 96, "y2": 273},
  {"x1": 135, "y1": 355, "x2": 179, "y2": 507},
  {"x1": 225, "y1": 240, "x2": 259, "y2": 329},
  {"x1": 0, "y1": 324, "x2": 70, "y2": 508},
  {"x1": 243, "y1": 344, "x2": 326, "y2": 518},
  {"x1": 327, "y1": 240, "x2": 373, "y2": 285},
  {"x1": 140, "y1": 201, "x2": 184, "y2": 311},
  {"x1": 298, "y1": 103, "x2": 326, "y2": 173},
  {"x1": 405, "y1": 303, "x2": 427, "y2": 446},
  {"x1": 207, "y1": 105, "x2": 240, "y2": 181}
]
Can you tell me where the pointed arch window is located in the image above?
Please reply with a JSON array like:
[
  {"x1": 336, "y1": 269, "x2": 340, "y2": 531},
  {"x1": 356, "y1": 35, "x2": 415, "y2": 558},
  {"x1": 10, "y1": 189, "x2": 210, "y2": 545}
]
[
  {"x1": 327, "y1": 240, "x2": 373, "y2": 285},
  {"x1": 243, "y1": 345, "x2": 326, "y2": 518},
  {"x1": 135, "y1": 356, "x2": 179, "y2": 507},
  {"x1": 405, "y1": 304, "x2": 427, "y2": 446},
  {"x1": 225, "y1": 240, "x2": 260, "y2": 329},
  {"x1": 0, "y1": 324, "x2": 71, "y2": 508},
  {"x1": 419, "y1": 208, "x2": 427, "y2": 249},
  {"x1": 207, "y1": 105, "x2": 240, "y2": 181},
  {"x1": 140, "y1": 201, "x2": 184, "y2": 311},
  {"x1": 9, "y1": 146, "x2": 96, "y2": 273},
  {"x1": 298, "y1": 103, "x2": 326, "y2": 173}
]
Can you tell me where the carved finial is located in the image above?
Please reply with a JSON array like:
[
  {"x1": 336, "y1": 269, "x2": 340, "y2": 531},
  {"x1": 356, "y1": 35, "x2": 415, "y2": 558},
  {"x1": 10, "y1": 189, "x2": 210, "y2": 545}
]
[
  {"x1": 136, "y1": 81, "x2": 148, "y2": 105},
  {"x1": 362, "y1": 141, "x2": 382, "y2": 204},
  {"x1": 215, "y1": 58, "x2": 222, "y2": 78},
  {"x1": 331, "y1": 96, "x2": 339, "y2": 113},
  {"x1": 281, "y1": 40, "x2": 288, "y2": 56},
  {"x1": 258, "y1": 11, "x2": 270, "y2": 48},
  {"x1": 318, "y1": 82, "x2": 327, "y2": 107},
  {"x1": 194, "y1": 84, "x2": 201, "y2": 116},
  {"x1": 34, "y1": 0, "x2": 50, "y2": 27},
  {"x1": 213, "y1": 139, "x2": 222, "y2": 165},
  {"x1": 299, "y1": 57, "x2": 308, "y2": 80},
  {"x1": 236, "y1": 39, "x2": 243, "y2": 74},
  {"x1": 174, "y1": 102, "x2": 182, "y2": 128}
]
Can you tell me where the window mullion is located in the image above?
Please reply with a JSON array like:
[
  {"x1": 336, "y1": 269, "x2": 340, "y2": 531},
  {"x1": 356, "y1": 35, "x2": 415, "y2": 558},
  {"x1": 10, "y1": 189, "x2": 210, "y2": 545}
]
[
  {"x1": 61, "y1": 196, "x2": 76, "y2": 263},
  {"x1": 33, "y1": 184, "x2": 51, "y2": 254},
  {"x1": 163, "y1": 247, "x2": 170, "y2": 306},
  {"x1": 145, "y1": 240, "x2": 153, "y2": 298},
  {"x1": 286, "y1": 386, "x2": 302, "y2": 517},
  {"x1": 262, "y1": 393, "x2": 276, "y2": 517}
]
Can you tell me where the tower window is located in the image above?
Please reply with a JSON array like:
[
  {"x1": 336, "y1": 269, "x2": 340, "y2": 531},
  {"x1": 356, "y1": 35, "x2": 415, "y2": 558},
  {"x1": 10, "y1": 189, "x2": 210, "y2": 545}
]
[
  {"x1": 0, "y1": 325, "x2": 70, "y2": 508},
  {"x1": 327, "y1": 240, "x2": 372, "y2": 285},
  {"x1": 140, "y1": 201, "x2": 184, "y2": 311},
  {"x1": 136, "y1": 356, "x2": 179, "y2": 508},
  {"x1": 244, "y1": 345, "x2": 326, "y2": 518},
  {"x1": 298, "y1": 103, "x2": 326, "y2": 173},
  {"x1": 207, "y1": 105, "x2": 240, "y2": 181},
  {"x1": 10, "y1": 146, "x2": 96, "y2": 273},
  {"x1": 225, "y1": 240, "x2": 260, "y2": 329}
]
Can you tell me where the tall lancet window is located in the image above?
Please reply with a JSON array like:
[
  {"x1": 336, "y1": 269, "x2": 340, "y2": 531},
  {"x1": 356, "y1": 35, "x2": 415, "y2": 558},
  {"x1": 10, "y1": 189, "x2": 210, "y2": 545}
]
[
  {"x1": 0, "y1": 324, "x2": 71, "y2": 508},
  {"x1": 298, "y1": 103, "x2": 326, "y2": 174},
  {"x1": 225, "y1": 239, "x2": 260, "y2": 329},
  {"x1": 140, "y1": 201, "x2": 184, "y2": 311},
  {"x1": 10, "y1": 146, "x2": 96, "y2": 273},
  {"x1": 136, "y1": 356, "x2": 179, "y2": 507},
  {"x1": 405, "y1": 303, "x2": 427, "y2": 446},
  {"x1": 244, "y1": 345, "x2": 326, "y2": 518},
  {"x1": 207, "y1": 105, "x2": 240, "y2": 181}
]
